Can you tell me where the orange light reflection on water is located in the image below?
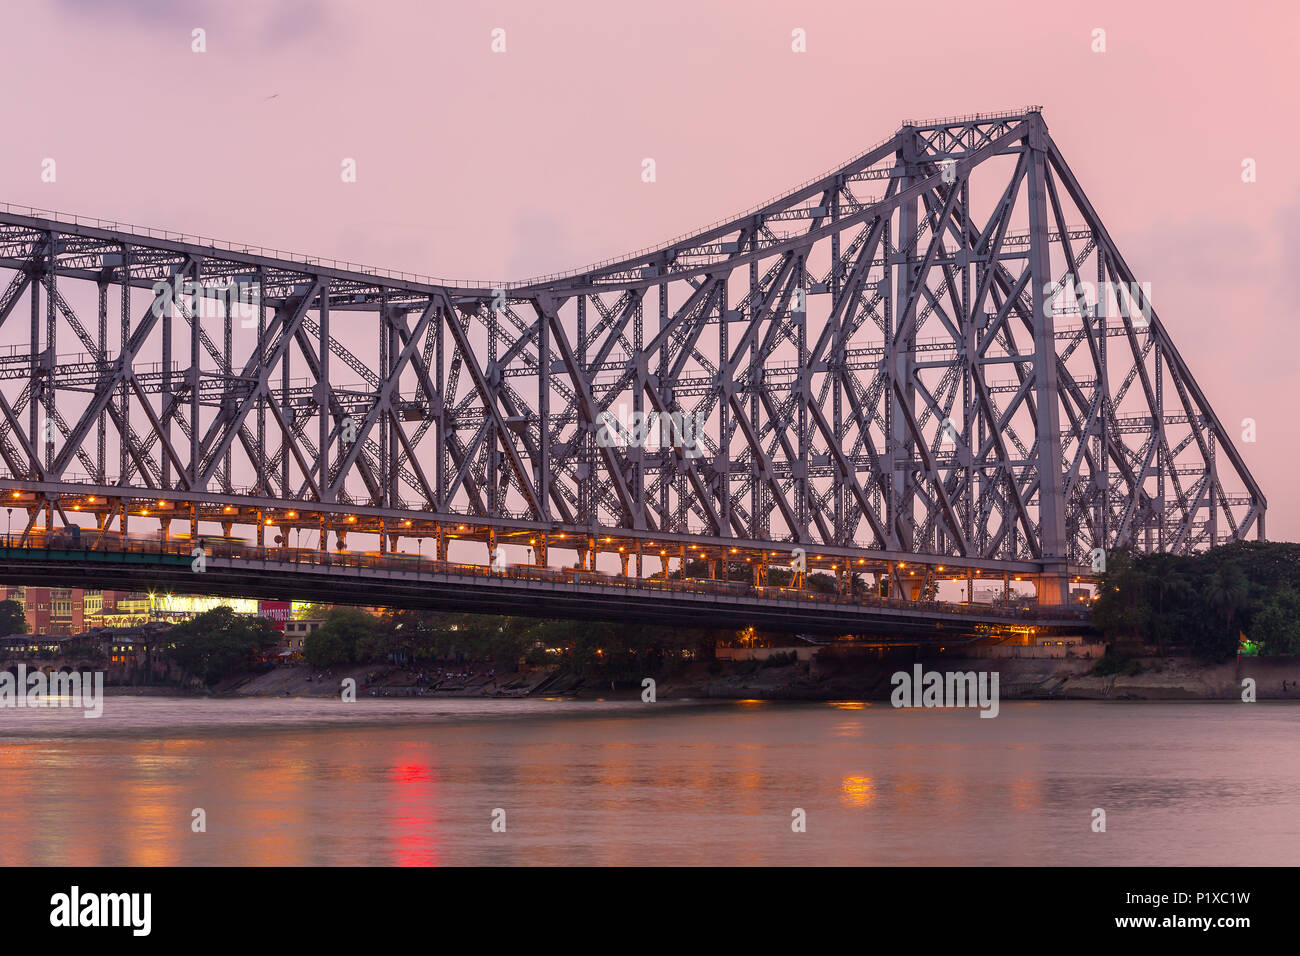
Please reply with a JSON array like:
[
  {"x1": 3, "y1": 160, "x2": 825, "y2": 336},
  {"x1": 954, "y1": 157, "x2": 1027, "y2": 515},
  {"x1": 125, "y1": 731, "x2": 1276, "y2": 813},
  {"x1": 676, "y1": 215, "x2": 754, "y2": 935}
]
[{"x1": 841, "y1": 774, "x2": 875, "y2": 807}]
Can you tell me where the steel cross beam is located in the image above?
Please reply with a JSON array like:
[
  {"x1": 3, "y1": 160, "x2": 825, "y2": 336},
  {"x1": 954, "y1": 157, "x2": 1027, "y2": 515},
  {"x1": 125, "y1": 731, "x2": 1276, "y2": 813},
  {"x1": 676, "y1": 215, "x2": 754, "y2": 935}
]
[{"x1": 0, "y1": 109, "x2": 1264, "y2": 600}]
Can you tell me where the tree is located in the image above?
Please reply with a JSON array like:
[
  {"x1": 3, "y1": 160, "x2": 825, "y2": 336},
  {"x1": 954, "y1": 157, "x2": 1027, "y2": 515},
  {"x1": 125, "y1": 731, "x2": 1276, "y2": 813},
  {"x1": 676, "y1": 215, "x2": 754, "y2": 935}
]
[
  {"x1": 1249, "y1": 586, "x2": 1300, "y2": 655},
  {"x1": 1145, "y1": 555, "x2": 1193, "y2": 654},
  {"x1": 1091, "y1": 550, "x2": 1152, "y2": 639},
  {"x1": 1092, "y1": 545, "x2": 1278, "y2": 661},
  {"x1": 303, "y1": 606, "x2": 378, "y2": 667},
  {"x1": 303, "y1": 628, "x2": 348, "y2": 668},
  {"x1": 164, "y1": 606, "x2": 281, "y2": 685},
  {"x1": 0, "y1": 598, "x2": 26, "y2": 635},
  {"x1": 1205, "y1": 567, "x2": 1250, "y2": 634}
]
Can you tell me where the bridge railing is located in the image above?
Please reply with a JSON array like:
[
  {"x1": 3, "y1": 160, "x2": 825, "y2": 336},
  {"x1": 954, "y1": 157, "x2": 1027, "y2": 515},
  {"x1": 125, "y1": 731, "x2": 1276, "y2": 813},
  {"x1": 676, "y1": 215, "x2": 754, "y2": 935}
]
[{"x1": 0, "y1": 532, "x2": 1092, "y2": 623}]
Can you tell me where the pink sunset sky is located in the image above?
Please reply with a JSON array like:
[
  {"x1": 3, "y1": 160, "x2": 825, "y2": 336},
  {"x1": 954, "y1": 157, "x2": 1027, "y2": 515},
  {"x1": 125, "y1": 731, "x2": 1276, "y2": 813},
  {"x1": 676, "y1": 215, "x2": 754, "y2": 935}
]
[{"x1": 1, "y1": 0, "x2": 1297, "y2": 537}]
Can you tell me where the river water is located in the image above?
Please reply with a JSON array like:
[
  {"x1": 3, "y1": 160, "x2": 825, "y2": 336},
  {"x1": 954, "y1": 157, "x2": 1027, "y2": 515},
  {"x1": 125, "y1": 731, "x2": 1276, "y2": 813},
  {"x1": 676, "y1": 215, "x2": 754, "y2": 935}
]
[{"x1": 1, "y1": 697, "x2": 1296, "y2": 865}]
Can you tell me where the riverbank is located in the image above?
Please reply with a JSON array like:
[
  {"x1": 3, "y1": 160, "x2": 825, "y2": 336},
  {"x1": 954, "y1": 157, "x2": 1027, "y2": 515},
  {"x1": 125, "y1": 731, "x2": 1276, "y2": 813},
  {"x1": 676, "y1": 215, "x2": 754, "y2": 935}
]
[
  {"x1": 100, "y1": 651, "x2": 1300, "y2": 701},
  {"x1": 663, "y1": 653, "x2": 1300, "y2": 701}
]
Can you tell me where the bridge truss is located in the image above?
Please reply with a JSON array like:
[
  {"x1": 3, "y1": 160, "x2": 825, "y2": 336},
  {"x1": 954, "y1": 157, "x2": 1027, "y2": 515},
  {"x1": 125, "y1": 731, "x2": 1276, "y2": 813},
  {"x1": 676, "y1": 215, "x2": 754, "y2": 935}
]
[{"x1": 0, "y1": 109, "x2": 1265, "y2": 605}]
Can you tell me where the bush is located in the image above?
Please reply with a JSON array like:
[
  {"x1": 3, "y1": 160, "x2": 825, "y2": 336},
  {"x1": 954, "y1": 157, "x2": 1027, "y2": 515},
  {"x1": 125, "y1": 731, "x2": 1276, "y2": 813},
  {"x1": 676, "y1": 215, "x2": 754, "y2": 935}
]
[{"x1": 1092, "y1": 654, "x2": 1144, "y2": 677}]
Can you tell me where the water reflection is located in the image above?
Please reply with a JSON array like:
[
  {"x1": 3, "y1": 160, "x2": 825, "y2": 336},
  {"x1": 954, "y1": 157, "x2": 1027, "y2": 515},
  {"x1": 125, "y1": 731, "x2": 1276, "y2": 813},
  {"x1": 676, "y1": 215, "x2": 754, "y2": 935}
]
[{"x1": 0, "y1": 699, "x2": 1296, "y2": 865}]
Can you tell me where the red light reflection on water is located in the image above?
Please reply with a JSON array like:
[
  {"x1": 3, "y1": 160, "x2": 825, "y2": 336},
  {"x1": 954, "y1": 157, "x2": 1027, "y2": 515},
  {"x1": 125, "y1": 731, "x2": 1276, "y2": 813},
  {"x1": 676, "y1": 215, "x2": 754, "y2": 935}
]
[{"x1": 389, "y1": 753, "x2": 440, "y2": 866}]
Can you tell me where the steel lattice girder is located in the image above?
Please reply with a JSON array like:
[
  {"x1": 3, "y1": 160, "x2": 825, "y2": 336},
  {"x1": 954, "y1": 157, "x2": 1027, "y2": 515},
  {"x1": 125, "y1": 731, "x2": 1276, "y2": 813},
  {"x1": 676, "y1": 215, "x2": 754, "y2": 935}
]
[{"x1": 0, "y1": 108, "x2": 1265, "y2": 579}]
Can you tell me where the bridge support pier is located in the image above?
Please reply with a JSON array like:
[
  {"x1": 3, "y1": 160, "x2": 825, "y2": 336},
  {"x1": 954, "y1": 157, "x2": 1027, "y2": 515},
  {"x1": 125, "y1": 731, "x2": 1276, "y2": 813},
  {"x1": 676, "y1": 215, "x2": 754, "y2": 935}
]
[
  {"x1": 537, "y1": 533, "x2": 547, "y2": 568},
  {"x1": 635, "y1": 542, "x2": 642, "y2": 579},
  {"x1": 619, "y1": 551, "x2": 629, "y2": 577},
  {"x1": 1031, "y1": 566, "x2": 1070, "y2": 606}
]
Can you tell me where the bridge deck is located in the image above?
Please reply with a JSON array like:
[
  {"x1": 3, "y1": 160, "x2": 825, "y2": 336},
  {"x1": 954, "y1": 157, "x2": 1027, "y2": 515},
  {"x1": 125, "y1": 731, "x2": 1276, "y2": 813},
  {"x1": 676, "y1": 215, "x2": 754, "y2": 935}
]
[{"x1": 0, "y1": 541, "x2": 1094, "y2": 638}]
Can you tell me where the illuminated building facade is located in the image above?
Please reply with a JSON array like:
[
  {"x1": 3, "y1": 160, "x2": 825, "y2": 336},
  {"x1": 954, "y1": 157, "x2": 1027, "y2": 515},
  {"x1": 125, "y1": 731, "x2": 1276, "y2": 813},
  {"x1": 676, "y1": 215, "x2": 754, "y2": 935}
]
[{"x1": 0, "y1": 586, "x2": 294, "y2": 636}]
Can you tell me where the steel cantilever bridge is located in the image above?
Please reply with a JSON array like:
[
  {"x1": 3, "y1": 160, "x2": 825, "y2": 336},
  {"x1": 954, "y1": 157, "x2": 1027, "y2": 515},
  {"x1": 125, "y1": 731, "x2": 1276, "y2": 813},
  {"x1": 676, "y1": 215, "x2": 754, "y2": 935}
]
[{"x1": 0, "y1": 109, "x2": 1265, "y2": 635}]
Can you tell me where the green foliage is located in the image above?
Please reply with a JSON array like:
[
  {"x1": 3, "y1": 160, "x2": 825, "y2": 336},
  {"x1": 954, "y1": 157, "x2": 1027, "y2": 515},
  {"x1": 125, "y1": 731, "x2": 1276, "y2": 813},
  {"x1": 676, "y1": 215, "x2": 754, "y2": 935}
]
[
  {"x1": 1249, "y1": 585, "x2": 1300, "y2": 655},
  {"x1": 294, "y1": 605, "x2": 734, "y2": 680},
  {"x1": 0, "y1": 598, "x2": 26, "y2": 635},
  {"x1": 164, "y1": 606, "x2": 281, "y2": 685},
  {"x1": 303, "y1": 606, "x2": 380, "y2": 667},
  {"x1": 805, "y1": 572, "x2": 838, "y2": 595},
  {"x1": 1092, "y1": 542, "x2": 1300, "y2": 659}
]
